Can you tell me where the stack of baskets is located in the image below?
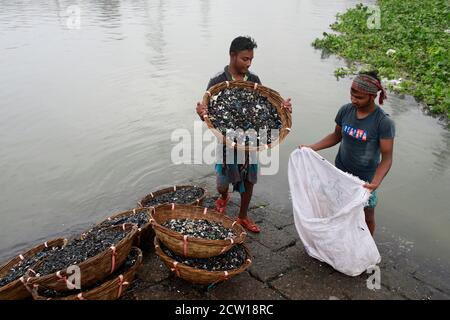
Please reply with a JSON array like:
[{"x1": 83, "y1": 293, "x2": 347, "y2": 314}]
[
  {"x1": 150, "y1": 204, "x2": 253, "y2": 285},
  {"x1": 0, "y1": 184, "x2": 210, "y2": 299},
  {"x1": 30, "y1": 247, "x2": 143, "y2": 300},
  {"x1": 138, "y1": 184, "x2": 208, "y2": 246},
  {"x1": 0, "y1": 223, "x2": 142, "y2": 300}
]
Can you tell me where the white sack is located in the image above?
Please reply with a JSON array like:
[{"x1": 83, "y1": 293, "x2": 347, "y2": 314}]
[{"x1": 288, "y1": 147, "x2": 381, "y2": 276}]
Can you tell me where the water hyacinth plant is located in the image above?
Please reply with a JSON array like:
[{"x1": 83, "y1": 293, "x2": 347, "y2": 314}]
[{"x1": 312, "y1": 1, "x2": 450, "y2": 121}]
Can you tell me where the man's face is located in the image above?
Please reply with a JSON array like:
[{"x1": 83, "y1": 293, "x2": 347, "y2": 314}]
[
  {"x1": 350, "y1": 88, "x2": 373, "y2": 108},
  {"x1": 230, "y1": 49, "x2": 254, "y2": 75}
]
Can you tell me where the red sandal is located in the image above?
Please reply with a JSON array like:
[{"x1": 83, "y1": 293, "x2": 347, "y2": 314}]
[
  {"x1": 236, "y1": 217, "x2": 260, "y2": 233},
  {"x1": 215, "y1": 193, "x2": 230, "y2": 214}
]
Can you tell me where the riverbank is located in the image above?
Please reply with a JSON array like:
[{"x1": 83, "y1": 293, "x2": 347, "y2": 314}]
[
  {"x1": 312, "y1": 0, "x2": 450, "y2": 122},
  {"x1": 122, "y1": 173, "x2": 450, "y2": 300}
]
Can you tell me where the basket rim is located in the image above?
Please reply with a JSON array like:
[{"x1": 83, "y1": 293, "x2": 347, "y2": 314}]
[
  {"x1": 149, "y1": 204, "x2": 247, "y2": 246},
  {"x1": 154, "y1": 236, "x2": 252, "y2": 277},
  {"x1": 84, "y1": 207, "x2": 152, "y2": 236},
  {"x1": 27, "y1": 223, "x2": 138, "y2": 281},
  {"x1": 30, "y1": 246, "x2": 143, "y2": 300},
  {"x1": 138, "y1": 185, "x2": 208, "y2": 208},
  {"x1": 201, "y1": 80, "x2": 292, "y2": 152}
]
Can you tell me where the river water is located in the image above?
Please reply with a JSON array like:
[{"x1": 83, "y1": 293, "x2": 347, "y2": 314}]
[{"x1": 1, "y1": 0, "x2": 449, "y2": 275}]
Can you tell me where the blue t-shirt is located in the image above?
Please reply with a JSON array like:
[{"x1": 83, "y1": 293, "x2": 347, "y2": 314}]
[{"x1": 335, "y1": 103, "x2": 395, "y2": 182}]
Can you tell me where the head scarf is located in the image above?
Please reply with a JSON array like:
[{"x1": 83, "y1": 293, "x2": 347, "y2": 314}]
[{"x1": 351, "y1": 74, "x2": 387, "y2": 105}]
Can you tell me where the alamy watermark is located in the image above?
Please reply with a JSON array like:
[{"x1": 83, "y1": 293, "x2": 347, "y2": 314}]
[
  {"x1": 30, "y1": 265, "x2": 81, "y2": 294},
  {"x1": 366, "y1": 265, "x2": 381, "y2": 290},
  {"x1": 366, "y1": 5, "x2": 381, "y2": 30},
  {"x1": 66, "y1": 5, "x2": 81, "y2": 29},
  {"x1": 66, "y1": 265, "x2": 81, "y2": 290},
  {"x1": 170, "y1": 121, "x2": 281, "y2": 175}
]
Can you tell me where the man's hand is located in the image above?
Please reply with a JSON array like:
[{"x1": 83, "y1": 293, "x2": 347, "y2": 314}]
[
  {"x1": 282, "y1": 98, "x2": 292, "y2": 113},
  {"x1": 196, "y1": 102, "x2": 208, "y2": 120},
  {"x1": 298, "y1": 144, "x2": 318, "y2": 151},
  {"x1": 363, "y1": 183, "x2": 379, "y2": 192}
]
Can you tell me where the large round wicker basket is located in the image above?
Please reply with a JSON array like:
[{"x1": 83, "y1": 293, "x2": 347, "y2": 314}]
[
  {"x1": 201, "y1": 80, "x2": 292, "y2": 152},
  {"x1": 150, "y1": 204, "x2": 247, "y2": 258},
  {"x1": 154, "y1": 237, "x2": 252, "y2": 285},
  {"x1": 138, "y1": 185, "x2": 207, "y2": 208},
  {"x1": 30, "y1": 247, "x2": 143, "y2": 300},
  {"x1": 26, "y1": 224, "x2": 138, "y2": 292},
  {"x1": 0, "y1": 238, "x2": 67, "y2": 300}
]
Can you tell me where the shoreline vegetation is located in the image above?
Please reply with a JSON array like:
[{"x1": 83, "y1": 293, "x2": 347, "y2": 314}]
[{"x1": 312, "y1": 0, "x2": 449, "y2": 123}]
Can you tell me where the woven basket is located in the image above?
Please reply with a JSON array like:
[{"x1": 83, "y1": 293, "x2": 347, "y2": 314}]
[
  {"x1": 202, "y1": 80, "x2": 292, "y2": 152},
  {"x1": 149, "y1": 204, "x2": 247, "y2": 258},
  {"x1": 85, "y1": 208, "x2": 153, "y2": 248},
  {"x1": 154, "y1": 237, "x2": 252, "y2": 285},
  {"x1": 0, "y1": 238, "x2": 67, "y2": 300},
  {"x1": 26, "y1": 224, "x2": 138, "y2": 292},
  {"x1": 30, "y1": 247, "x2": 143, "y2": 300},
  {"x1": 138, "y1": 185, "x2": 207, "y2": 208}
]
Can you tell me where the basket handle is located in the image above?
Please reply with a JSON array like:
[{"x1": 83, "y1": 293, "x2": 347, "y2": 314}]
[
  {"x1": 183, "y1": 235, "x2": 189, "y2": 256},
  {"x1": 110, "y1": 246, "x2": 117, "y2": 273},
  {"x1": 117, "y1": 275, "x2": 129, "y2": 299},
  {"x1": 20, "y1": 276, "x2": 34, "y2": 295},
  {"x1": 208, "y1": 271, "x2": 230, "y2": 288},
  {"x1": 171, "y1": 261, "x2": 181, "y2": 277},
  {"x1": 220, "y1": 238, "x2": 234, "y2": 255},
  {"x1": 77, "y1": 293, "x2": 86, "y2": 300}
]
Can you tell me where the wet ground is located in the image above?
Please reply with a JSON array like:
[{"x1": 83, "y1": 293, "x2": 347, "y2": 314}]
[{"x1": 122, "y1": 174, "x2": 450, "y2": 300}]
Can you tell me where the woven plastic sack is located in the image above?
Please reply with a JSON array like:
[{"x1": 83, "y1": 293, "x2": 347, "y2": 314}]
[{"x1": 288, "y1": 147, "x2": 381, "y2": 276}]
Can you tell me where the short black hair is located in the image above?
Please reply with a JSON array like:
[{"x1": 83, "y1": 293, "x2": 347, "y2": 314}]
[
  {"x1": 359, "y1": 70, "x2": 380, "y2": 82},
  {"x1": 229, "y1": 36, "x2": 257, "y2": 54}
]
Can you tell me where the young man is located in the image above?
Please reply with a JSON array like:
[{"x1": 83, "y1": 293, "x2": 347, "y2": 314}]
[
  {"x1": 196, "y1": 36, "x2": 292, "y2": 233},
  {"x1": 301, "y1": 71, "x2": 395, "y2": 235}
]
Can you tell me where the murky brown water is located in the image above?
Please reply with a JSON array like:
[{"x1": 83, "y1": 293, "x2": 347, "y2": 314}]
[{"x1": 1, "y1": 0, "x2": 449, "y2": 275}]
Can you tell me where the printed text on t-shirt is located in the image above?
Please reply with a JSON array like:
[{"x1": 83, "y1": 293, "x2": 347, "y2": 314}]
[{"x1": 343, "y1": 125, "x2": 367, "y2": 141}]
